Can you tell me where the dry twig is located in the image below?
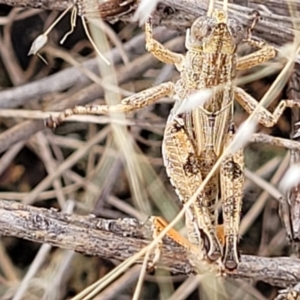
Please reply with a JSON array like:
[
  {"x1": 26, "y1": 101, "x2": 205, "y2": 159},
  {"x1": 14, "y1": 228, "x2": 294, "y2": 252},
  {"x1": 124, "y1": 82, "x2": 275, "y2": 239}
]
[{"x1": 0, "y1": 200, "x2": 299, "y2": 288}]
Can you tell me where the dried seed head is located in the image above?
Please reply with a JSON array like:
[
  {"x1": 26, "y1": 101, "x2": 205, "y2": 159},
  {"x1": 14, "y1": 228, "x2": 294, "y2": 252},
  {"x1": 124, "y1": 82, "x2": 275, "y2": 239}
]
[
  {"x1": 28, "y1": 34, "x2": 48, "y2": 56},
  {"x1": 28, "y1": 5, "x2": 74, "y2": 57}
]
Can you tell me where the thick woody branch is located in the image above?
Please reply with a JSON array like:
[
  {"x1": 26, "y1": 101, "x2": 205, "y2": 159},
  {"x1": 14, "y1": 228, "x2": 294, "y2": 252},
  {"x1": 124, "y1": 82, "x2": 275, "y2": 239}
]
[
  {"x1": 0, "y1": 0, "x2": 297, "y2": 46},
  {"x1": 0, "y1": 199, "x2": 299, "y2": 288}
]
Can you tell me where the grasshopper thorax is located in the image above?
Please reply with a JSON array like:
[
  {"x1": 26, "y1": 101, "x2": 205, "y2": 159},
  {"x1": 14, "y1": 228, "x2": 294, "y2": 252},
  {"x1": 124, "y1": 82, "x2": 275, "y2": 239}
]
[{"x1": 186, "y1": 10, "x2": 244, "y2": 55}]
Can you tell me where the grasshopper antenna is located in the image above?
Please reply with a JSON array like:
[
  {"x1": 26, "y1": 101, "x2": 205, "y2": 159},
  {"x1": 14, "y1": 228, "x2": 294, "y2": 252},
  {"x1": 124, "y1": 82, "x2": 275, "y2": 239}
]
[{"x1": 207, "y1": 0, "x2": 215, "y2": 16}]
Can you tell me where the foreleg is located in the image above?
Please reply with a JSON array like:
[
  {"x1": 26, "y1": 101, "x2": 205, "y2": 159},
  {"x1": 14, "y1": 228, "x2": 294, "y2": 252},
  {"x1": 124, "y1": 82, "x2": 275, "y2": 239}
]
[
  {"x1": 145, "y1": 19, "x2": 184, "y2": 70},
  {"x1": 46, "y1": 82, "x2": 175, "y2": 128}
]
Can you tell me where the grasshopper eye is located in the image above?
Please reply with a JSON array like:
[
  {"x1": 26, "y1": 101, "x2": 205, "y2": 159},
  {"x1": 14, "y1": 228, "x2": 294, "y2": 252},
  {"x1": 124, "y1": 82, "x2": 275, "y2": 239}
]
[
  {"x1": 190, "y1": 16, "x2": 216, "y2": 42},
  {"x1": 228, "y1": 18, "x2": 244, "y2": 44}
]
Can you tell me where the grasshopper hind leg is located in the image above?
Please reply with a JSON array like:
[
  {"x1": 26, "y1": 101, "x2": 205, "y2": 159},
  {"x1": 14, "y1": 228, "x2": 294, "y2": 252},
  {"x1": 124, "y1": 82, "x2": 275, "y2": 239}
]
[
  {"x1": 163, "y1": 115, "x2": 222, "y2": 263},
  {"x1": 220, "y1": 125, "x2": 244, "y2": 270}
]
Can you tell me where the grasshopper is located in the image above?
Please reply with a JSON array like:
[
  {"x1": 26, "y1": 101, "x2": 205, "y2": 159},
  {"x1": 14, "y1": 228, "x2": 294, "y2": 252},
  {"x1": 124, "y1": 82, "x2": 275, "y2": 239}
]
[
  {"x1": 45, "y1": 0, "x2": 300, "y2": 271},
  {"x1": 276, "y1": 283, "x2": 300, "y2": 300}
]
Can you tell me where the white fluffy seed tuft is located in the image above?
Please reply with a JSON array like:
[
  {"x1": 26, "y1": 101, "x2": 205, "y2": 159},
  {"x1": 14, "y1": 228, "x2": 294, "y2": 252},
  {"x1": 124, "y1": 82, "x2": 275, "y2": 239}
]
[
  {"x1": 132, "y1": 0, "x2": 160, "y2": 25},
  {"x1": 279, "y1": 164, "x2": 300, "y2": 194},
  {"x1": 175, "y1": 89, "x2": 213, "y2": 115},
  {"x1": 228, "y1": 118, "x2": 257, "y2": 154}
]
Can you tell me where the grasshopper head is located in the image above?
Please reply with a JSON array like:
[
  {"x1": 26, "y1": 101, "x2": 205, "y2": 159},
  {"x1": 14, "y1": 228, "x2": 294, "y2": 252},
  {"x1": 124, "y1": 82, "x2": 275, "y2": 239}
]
[{"x1": 186, "y1": 10, "x2": 244, "y2": 55}]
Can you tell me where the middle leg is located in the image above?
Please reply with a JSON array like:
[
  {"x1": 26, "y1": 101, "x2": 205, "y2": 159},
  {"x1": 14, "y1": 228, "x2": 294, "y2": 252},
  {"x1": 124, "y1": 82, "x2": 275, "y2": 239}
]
[{"x1": 234, "y1": 86, "x2": 300, "y2": 128}]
